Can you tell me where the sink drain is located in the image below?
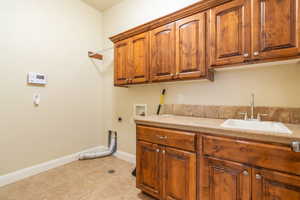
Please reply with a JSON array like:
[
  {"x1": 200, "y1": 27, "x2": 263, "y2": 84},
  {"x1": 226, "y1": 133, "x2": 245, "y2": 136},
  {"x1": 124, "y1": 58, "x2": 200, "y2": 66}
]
[{"x1": 108, "y1": 169, "x2": 115, "y2": 174}]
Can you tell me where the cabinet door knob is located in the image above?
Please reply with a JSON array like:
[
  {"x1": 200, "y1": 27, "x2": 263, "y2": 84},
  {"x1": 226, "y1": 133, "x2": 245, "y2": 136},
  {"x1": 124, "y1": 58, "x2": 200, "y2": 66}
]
[
  {"x1": 256, "y1": 174, "x2": 262, "y2": 180},
  {"x1": 162, "y1": 150, "x2": 166, "y2": 154},
  {"x1": 243, "y1": 170, "x2": 249, "y2": 176},
  {"x1": 156, "y1": 149, "x2": 160, "y2": 153},
  {"x1": 291, "y1": 141, "x2": 300, "y2": 152},
  {"x1": 254, "y1": 51, "x2": 259, "y2": 56},
  {"x1": 244, "y1": 53, "x2": 249, "y2": 58}
]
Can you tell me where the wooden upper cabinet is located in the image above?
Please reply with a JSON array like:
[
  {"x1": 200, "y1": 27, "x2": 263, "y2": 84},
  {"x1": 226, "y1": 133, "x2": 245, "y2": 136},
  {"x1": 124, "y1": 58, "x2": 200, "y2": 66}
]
[
  {"x1": 209, "y1": 0, "x2": 251, "y2": 67},
  {"x1": 136, "y1": 141, "x2": 162, "y2": 199},
  {"x1": 201, "y1": 157, "x2": 251, "y2": 200},
  {"x1": 163, "y1": 147, "x2": 196, "y2": 200},
  {"x1": 150, "y1": 23, "x2": 176, "y2": 82},
  {"x1": 114, "y1": 39, "x2": 131, "y2": 85},
  {"x1": 252, "y1": 0, "x2": 300, "y2": 60},
  {"x1": 175, "y1": 12, "x2": 206, "y2": 80},
  {"x1": 252, "y1": 168, "x2": 300, "y2": 200},
  {"x1": 130, "y1": 32, "x2": 149, "y2": 84}
]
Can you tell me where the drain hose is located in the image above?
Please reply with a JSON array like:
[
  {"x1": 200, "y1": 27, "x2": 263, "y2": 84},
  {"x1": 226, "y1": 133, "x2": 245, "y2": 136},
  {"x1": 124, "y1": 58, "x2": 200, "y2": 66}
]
[{"x1": 79, "y1": 131, "x2": 117, "y2": 160}]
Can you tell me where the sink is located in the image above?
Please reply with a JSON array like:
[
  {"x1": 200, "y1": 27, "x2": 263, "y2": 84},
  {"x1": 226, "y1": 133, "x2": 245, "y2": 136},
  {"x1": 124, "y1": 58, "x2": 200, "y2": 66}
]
[{"x1": 221, "y1": 119, "x2": 292, "y2": 134}]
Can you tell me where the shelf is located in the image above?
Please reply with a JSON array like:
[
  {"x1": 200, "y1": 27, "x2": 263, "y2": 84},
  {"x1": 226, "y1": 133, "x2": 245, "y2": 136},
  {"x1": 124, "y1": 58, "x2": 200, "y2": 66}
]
[{"x1": 88, "y1": 51, "x2": 103, "y2": 60}]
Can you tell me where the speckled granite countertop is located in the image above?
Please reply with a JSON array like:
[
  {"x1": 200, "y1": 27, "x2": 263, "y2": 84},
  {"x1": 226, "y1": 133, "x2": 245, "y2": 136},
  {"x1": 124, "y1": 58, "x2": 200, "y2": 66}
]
[{"x1": 135, "y1": 115, "x2": 300, "y2": 145}]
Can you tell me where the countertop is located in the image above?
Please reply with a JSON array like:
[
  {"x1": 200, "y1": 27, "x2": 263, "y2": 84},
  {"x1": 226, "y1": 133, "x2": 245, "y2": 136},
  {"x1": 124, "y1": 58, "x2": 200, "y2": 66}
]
[{"x1": 135, "y1": 115, "x2": 300, "y2": 145}]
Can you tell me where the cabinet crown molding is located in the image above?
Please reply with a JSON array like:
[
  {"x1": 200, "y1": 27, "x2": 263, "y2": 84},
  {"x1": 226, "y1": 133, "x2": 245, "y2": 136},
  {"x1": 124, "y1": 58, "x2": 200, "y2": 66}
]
[{"x1": 109, "y1": 0, "x2": 232, "y2": 43}]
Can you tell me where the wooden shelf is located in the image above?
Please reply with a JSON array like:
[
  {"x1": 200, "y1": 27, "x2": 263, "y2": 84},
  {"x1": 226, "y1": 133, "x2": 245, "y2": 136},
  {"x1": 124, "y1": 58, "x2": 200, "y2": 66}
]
[{"x1": 88, "y1": 51, "x2": 103, "y2": 60}]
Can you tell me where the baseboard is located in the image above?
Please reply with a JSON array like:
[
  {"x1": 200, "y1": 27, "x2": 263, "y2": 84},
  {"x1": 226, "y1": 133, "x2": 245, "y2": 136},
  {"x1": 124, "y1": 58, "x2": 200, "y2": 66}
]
[
  {"x1": 114, "y1": 150, "x2": 136, "y2": 164},
  {"x1": 0, "y1": 146, "x2": 136, "y2": 187},
  {"x1": 0, "y1": 146, "x2": 103, "y2": 187}
]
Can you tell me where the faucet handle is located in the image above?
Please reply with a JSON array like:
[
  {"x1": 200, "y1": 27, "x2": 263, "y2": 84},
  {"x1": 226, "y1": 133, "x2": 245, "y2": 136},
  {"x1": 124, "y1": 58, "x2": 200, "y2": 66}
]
[
  {"x1": 239, "y1": 112, "x2": 248, "y2": 120},
  {"x1": 257, "y1": 113, "x2": 268, "y2": 121}
]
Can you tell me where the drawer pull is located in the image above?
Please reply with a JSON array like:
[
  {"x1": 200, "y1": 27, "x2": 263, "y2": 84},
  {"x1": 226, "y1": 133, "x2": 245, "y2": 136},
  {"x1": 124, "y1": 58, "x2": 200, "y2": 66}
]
[
  {"x1": 254, "y1": 51, "x2": 259, "y2": 56},
  {"x1": 157, "y1": 135, "x2": 168, "y2": 139},
  {"x1": 242, "y1": 170, "x2": 249, "y2": 176},
  {"x1": 256, "y1": 174, "x2": 262, "y2": 180},
  {"x1": 291, "y1": 141, "x2": 300, "y2": 152}
]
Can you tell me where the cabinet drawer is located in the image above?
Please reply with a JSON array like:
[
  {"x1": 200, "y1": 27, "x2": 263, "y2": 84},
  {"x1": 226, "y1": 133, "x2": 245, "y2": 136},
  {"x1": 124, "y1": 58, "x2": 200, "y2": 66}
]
[
  {"x1": 203, "y1": 135, "x2": 300, "y2": 175},
  {"x1": 137, "y1": 126, "x2": 196, "y2": 152}
]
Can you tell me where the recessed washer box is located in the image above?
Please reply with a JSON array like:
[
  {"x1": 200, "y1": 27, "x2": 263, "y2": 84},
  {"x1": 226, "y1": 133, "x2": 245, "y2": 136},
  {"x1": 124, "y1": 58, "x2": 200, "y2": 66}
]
[{"x1": 134, "y1": 104, "x2": 147, "y2": 117}]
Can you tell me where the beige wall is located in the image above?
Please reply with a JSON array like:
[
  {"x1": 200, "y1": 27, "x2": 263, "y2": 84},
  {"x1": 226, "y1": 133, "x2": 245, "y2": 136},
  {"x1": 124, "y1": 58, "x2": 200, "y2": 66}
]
[
  {"x1": 1, "y1": 0, "x2": 300, "y2": 175},
  {"x1": 0, "y1": 0, "x2": 104, "y2": 175},
  {"x1": 102, "y1": 0, "x2": 300, "y2": 155}
]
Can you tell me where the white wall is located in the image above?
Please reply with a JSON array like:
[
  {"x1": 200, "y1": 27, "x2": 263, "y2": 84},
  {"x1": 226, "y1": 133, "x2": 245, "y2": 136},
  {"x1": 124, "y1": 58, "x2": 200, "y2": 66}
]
[
  {"x1": 102, "y1": 0, "x2": 300, "y2": 155},
  {"x1": 0, "y1": 0, "x2": 104, "y2": 175}
]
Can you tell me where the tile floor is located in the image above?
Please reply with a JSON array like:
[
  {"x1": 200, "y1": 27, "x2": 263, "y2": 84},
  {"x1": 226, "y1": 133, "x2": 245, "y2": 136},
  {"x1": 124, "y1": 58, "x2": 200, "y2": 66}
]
[{"x1": 0, "y1": 157, "x2": 155, "y2": 200}]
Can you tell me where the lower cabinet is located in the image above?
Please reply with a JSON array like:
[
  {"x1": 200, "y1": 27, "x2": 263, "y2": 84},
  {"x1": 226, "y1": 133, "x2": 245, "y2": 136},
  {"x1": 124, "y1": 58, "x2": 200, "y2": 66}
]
[
  {"x1": 200, "y1": 157, "x2": 251, "y2": 200},
  {"x1": 136, "y1": 126, "x2": 300, "y2": 200},
  {"x1": 252, "y1": 168, "x2": 300, "y2": 200},
  {"x1": 137, "y1": 140, "x2": 196, "y2": 200},
  {"x1": 164, "y1": 147, "x2": 196, "y2": 200},
  {"x1": 136, "y1": 141, "x2": 162, "y2": 199},
  {"x1": 201, "y1": 156, "x2": 300, "y2": 200}
]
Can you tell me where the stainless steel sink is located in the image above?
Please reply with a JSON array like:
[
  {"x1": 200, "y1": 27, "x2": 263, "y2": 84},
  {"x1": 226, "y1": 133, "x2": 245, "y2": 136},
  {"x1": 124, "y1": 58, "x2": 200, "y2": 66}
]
[{"x1": 221, "y1": 119, "x2": 292, "y2": 134}]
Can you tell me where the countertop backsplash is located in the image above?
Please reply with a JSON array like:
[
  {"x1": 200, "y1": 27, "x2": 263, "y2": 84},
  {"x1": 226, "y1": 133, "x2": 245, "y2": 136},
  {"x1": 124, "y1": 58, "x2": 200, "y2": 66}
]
[{"x1": 162, "y1": 104, "x2": 300, "y2": 124}]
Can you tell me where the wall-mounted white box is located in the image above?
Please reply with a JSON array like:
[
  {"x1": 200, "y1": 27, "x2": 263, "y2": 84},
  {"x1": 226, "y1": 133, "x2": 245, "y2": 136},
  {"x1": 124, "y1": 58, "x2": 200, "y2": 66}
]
[
  {"x1": 134, "y1": 104, "x2": 147, "y2": 117},
  {"x1": 27, "y1": 72, "x2": 47, "y2": 85}
]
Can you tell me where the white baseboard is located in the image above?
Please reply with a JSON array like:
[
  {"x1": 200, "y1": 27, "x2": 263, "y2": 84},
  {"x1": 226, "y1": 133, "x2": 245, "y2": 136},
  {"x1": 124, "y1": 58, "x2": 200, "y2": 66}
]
[
  {"x1": 0, "y1": 146, "x2": 103, "y2": 187},
  {"x1": 114, "y1": 150, "x2": 136, "y2": 164},
  {"x1": 0, "y1": 146, "x2": 136, "y2": 188}
]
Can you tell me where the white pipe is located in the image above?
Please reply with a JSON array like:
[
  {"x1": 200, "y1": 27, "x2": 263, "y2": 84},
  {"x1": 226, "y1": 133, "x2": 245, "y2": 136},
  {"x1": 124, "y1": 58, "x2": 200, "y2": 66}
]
[{"x1": 79, "y1": 131, "x2": 117, "y2": 160}]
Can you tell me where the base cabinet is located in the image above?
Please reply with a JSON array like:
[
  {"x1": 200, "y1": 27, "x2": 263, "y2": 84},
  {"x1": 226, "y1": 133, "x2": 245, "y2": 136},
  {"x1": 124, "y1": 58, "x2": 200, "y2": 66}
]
[
  {"x1": 252, "y1": 168, "x2": 300, "y2": 200},
  {"x1": 163, "y1": 147, "x2": 196, "y2": 200},
  {"x1": 137, "y1": 125, "x2": 300, "y2": 200},
  {"x1": 137, "y1": 130, "x2": 196, "y2": 200},
  {"x1": 137, "y1": 141, "x2": 162, "y2": 199},
  {"x1": 200, "y1": 157, "x2": 251, "y2": 200}
]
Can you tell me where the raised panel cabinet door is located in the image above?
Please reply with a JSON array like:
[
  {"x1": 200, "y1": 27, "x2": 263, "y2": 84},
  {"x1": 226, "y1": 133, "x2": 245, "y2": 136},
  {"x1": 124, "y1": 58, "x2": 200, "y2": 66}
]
[
  {"x1": 114, "y1": 39, "x2": 131, "y2": 85},
  {"x1": 163, "y1": 147, "x2": 196, "y2": 200},
  {"x1": 200, "y1": 157, "x2": 251, "y2": 200},
  {"x1": 130, "y1": 32, "x2": 150, "y2": 84},
  {"x1": 176, "y1": 12, "x2": 206, "y2": 80},
  {"x1": 209, "y1": 0, "x2": 251, "y2": 67},
  {"x1": 252, "y1": 0, "x2": 300, "y2": 60},
  {"x1": 253, "y1": 168, "x2": 300, "y2": 200},
  {"x1": 150, "y1": 23, "x2": 176, "y2": 82},
  {"x1": 136, "y1": 141, "x2": 162, "y2": 199}
]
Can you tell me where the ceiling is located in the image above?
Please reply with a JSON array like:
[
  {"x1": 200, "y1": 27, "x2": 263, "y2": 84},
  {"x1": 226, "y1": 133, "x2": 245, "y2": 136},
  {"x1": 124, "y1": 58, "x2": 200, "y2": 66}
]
[{"x1": 82, "y1": 0, "x2": 124, "y2": 11}]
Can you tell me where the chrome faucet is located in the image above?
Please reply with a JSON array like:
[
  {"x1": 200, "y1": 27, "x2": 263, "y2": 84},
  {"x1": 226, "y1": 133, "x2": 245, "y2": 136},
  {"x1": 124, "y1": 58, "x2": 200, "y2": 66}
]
[
  {"x1": 250, "y1": 93, "x2": 255, "y2": 120},
  {"x1": 240, "y1": 93, "x2": 268, "y2": 121}
]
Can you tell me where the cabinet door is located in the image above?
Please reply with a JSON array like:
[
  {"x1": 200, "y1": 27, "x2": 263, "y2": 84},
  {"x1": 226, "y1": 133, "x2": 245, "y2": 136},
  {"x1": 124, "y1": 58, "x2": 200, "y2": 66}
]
[
  {"x1": 163, "y1": 147, "x2": 196, "y2": 200},
  {"x1": 253, "y1": 168, "x2": 300, "y2": 200},
  {"x1": 130, "y1": 32, "x2": 149, "y2": 84},
  {"x1": 176, "y1": 13, "x2": 206, "y2": 80},
  {"x1": 200, "y1": 157, "x2": 251, "y2": 200},
  {"x1": 136, "y1": 141, "x2": 162, "y2": 199},
  {"x1": 150, "y1": 23, "x2": 176, "y2": 82},
  {"x1": 209, "y1": 0, "x2": 251, "y2": 67},
  {"x1": 252, "y1": 0, "x2": 300, "y2": 60},
  {"x1": 114, "y1": 39, "x2": 131, "y2": 85}
]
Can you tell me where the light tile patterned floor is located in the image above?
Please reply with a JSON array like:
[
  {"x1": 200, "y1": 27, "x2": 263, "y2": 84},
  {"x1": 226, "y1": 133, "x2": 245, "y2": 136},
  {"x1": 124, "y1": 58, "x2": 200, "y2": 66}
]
[{"x1": 0, "y1": 157, "x2": 155, "y2": 200}]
